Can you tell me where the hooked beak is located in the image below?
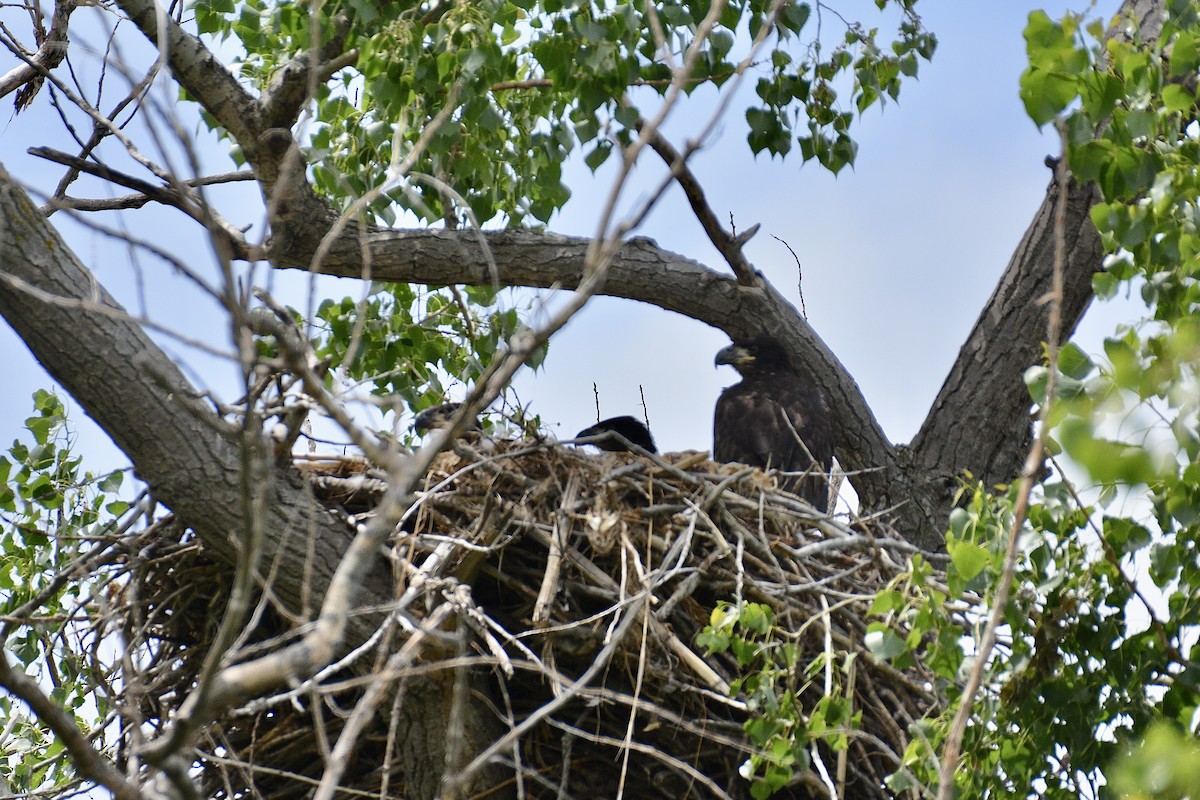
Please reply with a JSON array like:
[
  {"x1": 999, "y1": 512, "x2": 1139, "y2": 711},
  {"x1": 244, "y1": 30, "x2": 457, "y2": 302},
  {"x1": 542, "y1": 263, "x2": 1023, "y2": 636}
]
[{"x1": 714, "y1": 343, "x2": 752, "y2": 368}]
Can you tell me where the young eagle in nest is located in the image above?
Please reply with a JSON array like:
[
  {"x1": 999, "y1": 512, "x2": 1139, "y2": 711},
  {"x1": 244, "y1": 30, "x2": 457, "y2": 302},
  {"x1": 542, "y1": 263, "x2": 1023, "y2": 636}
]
[
  {"x1": 575, "y1": 416, "x2": 657, "y2": 453},
  {"x1": 714, "y1": 335, "x2": 834, "y2": 512}
]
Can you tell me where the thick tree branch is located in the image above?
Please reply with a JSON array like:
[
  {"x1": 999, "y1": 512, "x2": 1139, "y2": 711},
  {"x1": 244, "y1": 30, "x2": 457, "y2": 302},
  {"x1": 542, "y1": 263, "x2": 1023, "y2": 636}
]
[
  {"x1": 910, "y1": 0, "x2": 1158, "y2": 502},
  {"x1": 0, "y1": 161, "x2": 392, "y2": 717},
  {"x1": 268, "y1": 226, "x2": 933, "y2": 543},
  {"x1": 258, "y1": 13, "x2": 354, "y2": 129},
  {"x1": 910, "y1": 176, "x2": 1103, "y2": 490},
  {"x1": 113, "y1": 0, "x2": 262, "y2": 159}
]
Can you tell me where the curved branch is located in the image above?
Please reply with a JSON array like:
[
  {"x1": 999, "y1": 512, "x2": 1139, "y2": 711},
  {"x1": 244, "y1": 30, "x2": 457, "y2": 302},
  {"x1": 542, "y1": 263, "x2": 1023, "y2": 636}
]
[
  {"x1": 269, "y1": 226, "x2": 933, "y2": 542},
  {"x1": 105, "y1": 0, "x2": 933, "y2": 545},
  {"x1": 639, "y1": 119, "x2": 761, "y2": 286}
]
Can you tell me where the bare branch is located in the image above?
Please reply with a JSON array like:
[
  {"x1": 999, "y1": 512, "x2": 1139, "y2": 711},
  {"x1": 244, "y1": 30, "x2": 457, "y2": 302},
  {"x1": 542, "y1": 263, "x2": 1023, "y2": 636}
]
[
  {"x1": 0, "y1": 0, "x2": 74, "y2": 106},
  {"x1": 640, "y1": 119, "x2": 761, "y2": 285},
  {"x1": 936, "y1": 119, "x2": 1072, "y2": 800},
  {"x1": 113, "y1": 0, "x2": 262, "y2": 151}
]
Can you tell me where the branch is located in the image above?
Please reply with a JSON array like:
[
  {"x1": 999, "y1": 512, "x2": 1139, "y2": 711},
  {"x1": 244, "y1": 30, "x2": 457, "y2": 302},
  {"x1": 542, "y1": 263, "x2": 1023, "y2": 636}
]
[
  {"x1": 0, "y1": 163, "x2": 394, "y2": 763},
  {"x1": 936, "y1": 118, "x2": 1071, "y2": 800},
  {"x1": 639, "y1": 119, "x2": 761, "y2": 286},
  {"x1": 39, "y1": 169, "x2": 256, "y2": 213},
  {"x1": 259, "y1": 13, "x2": 354, "y2": 129},
  {"x1": 908, "y1": 176, "x2": 1102, "y2": 488},
  {"x1": 112, "y1": 0, "x2": 262, "y2": 161},
  {"x1": 0, "y1": 0, "x2": 74, "y2": 107},
  {"x1": 29, "y1": 146, "x2": 258, "y2": 258},
  {"x1": 911, "y1": 0, "x2": 1154, "y2": 498}
]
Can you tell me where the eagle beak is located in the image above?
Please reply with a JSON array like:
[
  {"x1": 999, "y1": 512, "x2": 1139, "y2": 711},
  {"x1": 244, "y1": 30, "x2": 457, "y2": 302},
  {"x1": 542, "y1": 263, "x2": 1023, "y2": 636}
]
[{"x1": 715, "y1": 344, "x2": 752, "y2": 367}]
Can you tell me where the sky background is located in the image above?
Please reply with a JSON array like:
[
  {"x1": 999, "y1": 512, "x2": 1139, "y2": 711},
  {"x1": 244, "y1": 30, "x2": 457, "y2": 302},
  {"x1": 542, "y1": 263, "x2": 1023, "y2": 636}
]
[{"x1": 0, "y1": 0, "x2": 1132, "y2": 493}]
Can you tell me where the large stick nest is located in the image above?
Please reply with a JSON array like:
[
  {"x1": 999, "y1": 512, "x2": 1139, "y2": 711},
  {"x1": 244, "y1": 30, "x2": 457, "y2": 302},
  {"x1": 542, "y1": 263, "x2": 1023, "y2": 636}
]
[{"x1": 130, "y1": 438, "x2": 946, "y2": 799}]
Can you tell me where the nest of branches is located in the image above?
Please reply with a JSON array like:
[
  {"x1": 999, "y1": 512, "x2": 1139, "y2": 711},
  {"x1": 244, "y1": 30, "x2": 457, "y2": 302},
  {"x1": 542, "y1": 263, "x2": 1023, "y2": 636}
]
[{"x1": 129, "y1": 438, "x2": 945, "y2": 800}]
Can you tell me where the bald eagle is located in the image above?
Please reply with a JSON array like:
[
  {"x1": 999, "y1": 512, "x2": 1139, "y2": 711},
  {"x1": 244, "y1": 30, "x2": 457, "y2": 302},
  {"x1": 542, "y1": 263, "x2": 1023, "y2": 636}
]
[
  {"x1": 575, "y1": 416, "x2": 657, "y2": 453},
  {"x1": 714, "y1": 335, "x2": 834, "y2": 512}
]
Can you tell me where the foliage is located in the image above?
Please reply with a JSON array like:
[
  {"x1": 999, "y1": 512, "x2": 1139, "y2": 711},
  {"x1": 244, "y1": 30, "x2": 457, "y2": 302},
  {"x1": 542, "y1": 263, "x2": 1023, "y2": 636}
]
[
  {"x1": 0, "y1": 392, "x2": 122, "y2": 795},
  {"x1": 1108, "y1": 722, "x2": 1200, "y2": 799},
  {"x1": 191, "y1": 0, "x2": 935, "y2": 428},
  {"x1": 196, "y1": 0, "x2": 935, "y2": 227},
  {"x1": 698, "y1": 6, "x2": 1200, "y2": 796},
  {"x1": 698, "y1": 600, "x2": 859, "y2": 799},
  {"x1": 878, "y1": 5, "x2": 1200, "y2": 796},
  {"x1": 14, "y1": 0, "x2": 1200, "y2": 796},
  {"x1": 303, "y1": 282, "x2": 543, "y2": 426}
]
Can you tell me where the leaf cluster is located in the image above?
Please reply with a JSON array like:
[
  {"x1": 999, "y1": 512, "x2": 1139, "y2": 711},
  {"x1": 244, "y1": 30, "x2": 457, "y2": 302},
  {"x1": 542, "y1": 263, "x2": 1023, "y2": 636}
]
[
  {"x1": 194, "y1": 0, "x2": 935, "y2": 221},
  {"x1": 875, "y1": 478, "x2": 1195, "y2": 798},
  {"x1": 305, "y1": 282, "x2": 542, "y2": 430},
  {"x1": 0, "y1": 391, "x2": 124, "y2": 795},
  {"x1": 698, "y1": 600, "x2": 859, "y2": 799}
]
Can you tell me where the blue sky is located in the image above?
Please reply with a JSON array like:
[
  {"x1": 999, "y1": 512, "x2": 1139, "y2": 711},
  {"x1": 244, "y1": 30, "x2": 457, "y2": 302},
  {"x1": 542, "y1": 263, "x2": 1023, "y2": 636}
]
[{"x1": 0, "y1": 1, "x2": 1130, "y2": 481}]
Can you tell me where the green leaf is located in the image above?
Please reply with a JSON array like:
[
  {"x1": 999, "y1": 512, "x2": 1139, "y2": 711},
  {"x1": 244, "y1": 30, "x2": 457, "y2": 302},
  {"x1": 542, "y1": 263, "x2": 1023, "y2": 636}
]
[
  {"x1": 779, "y1": 3, "x2": 810, "y2": 34},
  {"x1": 740, "y1": 602, "x2": 772, "y2": 635},
  {"x1": 1058, "y1": 416, "x2": 1157, "y2": 485},
  {"x1": 1170, "y1": 29, "x2": 1199, "y2": 76},
  {"x1": 865, "y1": 624, "x2": 908, "y2": 660},
  {"x1": 948, "y1": 540, "x2": 990, "y2": 581},
  {"x1": 1163, "y1": 83, "x2": 1194, "y2": 113},
  {"x1": 1020, "y1": 68, "x2": 1078, "y2": 126},
  {"x1": 1058, "y1": 342, "x2": 1095, "y2": 379},
  {"x1": 583, "y1": 141, "x2": 611, "y2": 172},
  {"x1": 869, "y1": 589, "x2": 904, "y2": 616}
]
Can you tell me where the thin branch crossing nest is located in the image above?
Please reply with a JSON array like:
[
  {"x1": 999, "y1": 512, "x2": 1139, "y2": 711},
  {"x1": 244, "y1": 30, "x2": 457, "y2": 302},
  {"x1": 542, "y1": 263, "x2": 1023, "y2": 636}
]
[{"x1": 132, "y1": 439, "x2": 945, "y2": 799}]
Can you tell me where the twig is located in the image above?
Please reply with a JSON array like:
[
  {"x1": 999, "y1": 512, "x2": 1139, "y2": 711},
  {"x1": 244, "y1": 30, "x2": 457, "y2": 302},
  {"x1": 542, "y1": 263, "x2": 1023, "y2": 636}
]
[
  {"x1": 639, "y1": 119, "x2": 761, "y2": 286},
  {"x1": 772, "y1": 234, "x2": 807, "y2": 319},
  {"x1": 935, "y1": 119, "x2": 1071, "y2": 799}
]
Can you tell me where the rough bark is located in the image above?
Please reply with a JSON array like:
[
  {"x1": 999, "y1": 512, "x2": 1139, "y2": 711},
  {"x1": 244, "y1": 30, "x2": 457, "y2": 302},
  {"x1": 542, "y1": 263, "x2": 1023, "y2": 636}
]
[
  {"x1": 911, "y1": 177, "x2": 1104, "y2": 493},
  {"x1": 0, "y1": 165, "x2": 379, "y2": 635}
]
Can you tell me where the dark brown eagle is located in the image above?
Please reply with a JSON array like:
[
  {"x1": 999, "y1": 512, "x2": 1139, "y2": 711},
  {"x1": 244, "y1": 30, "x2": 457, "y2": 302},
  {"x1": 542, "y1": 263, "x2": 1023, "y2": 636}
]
[
  {"x1": 575, "y1": 416, "x2": 657, "y2": 454},
  {"x1": 713, "y1": 335, "x2": 834, "y2": 512}
]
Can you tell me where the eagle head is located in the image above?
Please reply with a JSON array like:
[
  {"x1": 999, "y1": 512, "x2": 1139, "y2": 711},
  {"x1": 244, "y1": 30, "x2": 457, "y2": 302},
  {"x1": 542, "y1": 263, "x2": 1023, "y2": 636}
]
[{"x1": 715, "y1": 335, "x2": 793, "y2": 374}]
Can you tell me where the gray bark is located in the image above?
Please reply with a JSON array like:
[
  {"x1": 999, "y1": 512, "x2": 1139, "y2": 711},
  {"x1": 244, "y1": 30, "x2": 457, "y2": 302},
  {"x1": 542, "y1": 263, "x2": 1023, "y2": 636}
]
[{"x1": 0, "y1": 165, "x2": 379, "y2": 637}]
